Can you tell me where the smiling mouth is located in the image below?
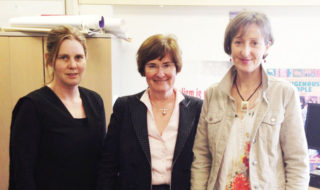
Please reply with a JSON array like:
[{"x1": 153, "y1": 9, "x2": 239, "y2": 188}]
[
  {"x1": 239, "y1": 58, "x2": 252, "y2": 64},
  {"x1": 154, "y1": 79, "x2": 168, "y2": 82},
  {"x1": 66, "y1": 73, "x2": 78, "y2": 77}
]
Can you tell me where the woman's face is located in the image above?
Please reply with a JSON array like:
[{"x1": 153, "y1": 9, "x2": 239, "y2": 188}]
[
  {"x1": 144, "y1": 53, "x2": 177, "y2": 94},
  {"x1": 53, "y1": 39, "x2": 86, "y2": 88},
  {"x1": 231, "y1": 23, "x2": 270, "y2": 75}
]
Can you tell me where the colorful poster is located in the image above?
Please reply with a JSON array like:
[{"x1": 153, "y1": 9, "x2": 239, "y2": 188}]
[
  {"x1": 267, "y1": 69, "x2": 320, "y2": 170},
  {"x1": 267, "y1": 68, "x2": 320, "y2": 124}
]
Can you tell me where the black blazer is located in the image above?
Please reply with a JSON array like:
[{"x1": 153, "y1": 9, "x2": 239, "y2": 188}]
[{"x1": 97, "y1": 90, "x2": 202, "y2": 190}]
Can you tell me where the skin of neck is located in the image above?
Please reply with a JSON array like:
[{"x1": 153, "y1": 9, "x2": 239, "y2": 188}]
[
  {"x1": 148, "y1": 88, "x2": 175, "y2": 103},
  {"x1": 47, "y1": 80, "x2": 80, "y2": 100},
  {"x1": 236, "y1": 66, "x2": 262, "y2": 90}
]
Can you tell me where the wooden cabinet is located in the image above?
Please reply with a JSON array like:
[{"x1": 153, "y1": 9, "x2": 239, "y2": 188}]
[{"x1": 0, "y1": 33, "x2": 112, "y2": 190}]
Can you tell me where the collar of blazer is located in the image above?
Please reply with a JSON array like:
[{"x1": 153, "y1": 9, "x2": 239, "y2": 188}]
[{"x1": 131, "y1": 90, "x2": 196, "y2": 164}]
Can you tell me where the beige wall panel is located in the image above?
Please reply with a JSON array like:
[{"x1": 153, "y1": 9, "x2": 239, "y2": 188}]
[
  {"x1": 9, "y1": 37, "x2": 44, "y2": 105},
  {"x1": 0, "y1": 36, "x2": 44, "y2": 190},
  {"x1": 0, "y1": 37, "x2": 11, "y2": 190},
  {"x1": 81, "y1": 38, "x2": 112, "y2": 123}
]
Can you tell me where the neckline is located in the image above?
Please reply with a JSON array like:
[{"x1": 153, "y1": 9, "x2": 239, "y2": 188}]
[{"x1": 44, "y1": 86, "x2": 87, "y2": 119}]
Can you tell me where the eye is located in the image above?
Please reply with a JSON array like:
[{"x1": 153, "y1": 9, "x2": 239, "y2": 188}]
[
  {"x1": 58, "y1": 55, "x2": 69, "y2": 61},
  {"x1": 163, "y1": 63, "x2": 171, "y2": 68},
  {"x1": 252, "y1": 41, "x2": 259, "y2": 46},
  {"x1": 75, "y1": 55, "x2": 84, "y2": 61},
  {"x1": 147, "y1": 63, "x2": 157, "y2": 69},
  {"x1": 234, "y1": 40, "x2": 242, "y2": 45}
]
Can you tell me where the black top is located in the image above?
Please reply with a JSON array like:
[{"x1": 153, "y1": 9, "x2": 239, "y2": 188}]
[{"x1": 9, "y1": 86, "x2": 106, "y2": 190}]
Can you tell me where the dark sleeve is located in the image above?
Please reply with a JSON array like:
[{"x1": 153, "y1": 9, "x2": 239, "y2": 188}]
[
  {"x1": 189, "y1": 96, "x2": 203, "y2": 119},
  {"x1": 98, "y1": 94, "x2": 107, "y2": 139},
  {"x1": 9, "y1": 98, "x2": 41, "y2": 190},
  {"x1": 96, "y1": 98, "x2": 123, "y2": 190}
]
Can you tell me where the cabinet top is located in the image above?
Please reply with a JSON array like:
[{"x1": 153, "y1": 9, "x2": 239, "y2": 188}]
[{"x1": 0, "y1": 31, "x2": 112, "y2": 38}]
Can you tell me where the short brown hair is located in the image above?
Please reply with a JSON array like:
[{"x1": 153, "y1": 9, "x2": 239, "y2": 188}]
[
  {"x1": 136, "y1": 34, "x2": 182, "y2": 76},
  {"x1": 46, "y1": 25, "x2": 87, "y2": 83},
  {"x1": 224, "y1": 11, "x2": 274, "y2": 56}
]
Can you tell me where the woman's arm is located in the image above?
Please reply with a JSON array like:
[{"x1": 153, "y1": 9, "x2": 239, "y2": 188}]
[
  {"x1": 96, "y1": 98, "x2": 123, "y2": 190},
  {"x1": 190, "y1": 89, "x2": 212, "y2": 190},
  {"x1": 280, "y1": 86, "x2": 310, "y2": 190},
  {"x1": 9, "y1": 98, "x2": 41, "y2": 190}
]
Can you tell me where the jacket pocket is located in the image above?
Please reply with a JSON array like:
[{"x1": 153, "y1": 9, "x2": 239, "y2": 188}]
[
  {"x1": 259, "y1": 110, "x2": 284, "y2": 148},
  {"x1": 205, "y1": 112, "x2": 223, "y2": 125},
  {"x1": 261, "y1": 111, "x2": 284, "y2": 126},
  {"x1": 205, "y1": 112, "x2": 224, "y2": 150}
]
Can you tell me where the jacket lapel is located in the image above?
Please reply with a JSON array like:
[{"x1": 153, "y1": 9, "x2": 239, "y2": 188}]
[
  {"x1": 173, "y1": 97, "x2": 195, "y2": 163},
  {"x1": 130, "y1": 92, "x2": 151, "y2": 163}
]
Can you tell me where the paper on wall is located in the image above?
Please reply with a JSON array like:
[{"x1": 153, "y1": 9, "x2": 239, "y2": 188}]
[
  {"x1": 9, "y1": 15, "x2": 104, "y2": 32},
  {"x1": 8, "y1": 15, "x2": 130, "y2": 40}
]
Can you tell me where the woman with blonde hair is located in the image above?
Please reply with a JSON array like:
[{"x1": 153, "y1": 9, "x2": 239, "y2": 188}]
[{"x1": 9, "y1": 25, "x2": 106, "y2": 190}]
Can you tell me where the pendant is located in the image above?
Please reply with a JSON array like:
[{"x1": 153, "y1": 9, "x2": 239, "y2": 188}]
[
  {"x1": 160, "y1": 108, "x2": 168, "y2": 116},
  {"x1": 241, "y1": 101, "x2": 249, "y2": 112}
]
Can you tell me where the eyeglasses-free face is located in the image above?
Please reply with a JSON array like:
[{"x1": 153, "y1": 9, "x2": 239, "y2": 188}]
[
  {"x1": 231, "y1": 23, "x2": 270, "y2": 75},
  {"x1": 53, "y1": 39, "x2": 86, "y2": 88},
  {"x1": 144, "y1": 53, "x2": 177, "y2": 95}
]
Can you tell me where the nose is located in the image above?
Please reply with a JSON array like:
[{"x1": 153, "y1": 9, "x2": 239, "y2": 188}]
[
  {"x1": 68, "y1": 58, "x2": 77, "y2": 69},
  {"x1": 155, "y1": 66, "x2": 165, "y2": 77},
  {"x1": 241, "y1": 44, "x2": 250, "y2": 57}
]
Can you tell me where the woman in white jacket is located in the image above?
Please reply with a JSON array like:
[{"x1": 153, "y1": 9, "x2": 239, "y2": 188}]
[{"x1": 191, "y1": 11, "x2": 309, "y2": 190}]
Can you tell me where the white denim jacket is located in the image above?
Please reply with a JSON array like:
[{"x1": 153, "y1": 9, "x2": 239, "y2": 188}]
[{"x1": 191, "y1": 65, "x2": 310, "y2": 190}]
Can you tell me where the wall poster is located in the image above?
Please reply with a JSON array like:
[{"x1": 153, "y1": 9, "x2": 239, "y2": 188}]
[
  {"x1": 267, "y1": 68, "x2": 320, "y2": 171},
  {"x1": 267, "y1": 68, "x2": 320, "y2": 124}
]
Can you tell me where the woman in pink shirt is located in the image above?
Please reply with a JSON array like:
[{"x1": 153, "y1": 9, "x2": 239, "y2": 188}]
[{"x1": 97, "y1": 34, "x2": 202, "y2": 190}]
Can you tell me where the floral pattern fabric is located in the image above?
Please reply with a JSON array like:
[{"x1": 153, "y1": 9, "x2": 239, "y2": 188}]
[
  {"x1": 225, "y1": 138, "x2": 251, "y2": 190},
  {"x1": 214, "y1": 107, "x2": 259, "y2": 190}
]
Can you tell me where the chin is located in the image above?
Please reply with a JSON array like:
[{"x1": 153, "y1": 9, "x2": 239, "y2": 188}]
[
  {"x1": 151, "y1": 88, "x2": 169, "y2": 93},
  {"x1": 65, "y1": 81, "x2": 80, "y2": 87}
]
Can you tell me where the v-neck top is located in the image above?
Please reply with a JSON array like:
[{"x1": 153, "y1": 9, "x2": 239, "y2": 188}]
[
  {"x1": 9, "y1": 86, "x2": 106, "y2": 190},
  {"x1": 140, "y1": 89, "x2": 185, "y2": 185}
]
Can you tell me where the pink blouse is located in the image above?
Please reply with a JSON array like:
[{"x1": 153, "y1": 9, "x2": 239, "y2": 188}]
[{"x1": 140, "y1": 89, "x2": 184, "y2": 185}]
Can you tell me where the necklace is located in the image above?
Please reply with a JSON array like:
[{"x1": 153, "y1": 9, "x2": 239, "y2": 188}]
[
  {"x1": 148, "y1": 90, "x2": 174, "y2": 116},
  {"x1": 159, "y1": 108, "x2": 169, "y2": 116},
  {"x1": 234, "y1": 75, "x2": 262, "y2": 112}
]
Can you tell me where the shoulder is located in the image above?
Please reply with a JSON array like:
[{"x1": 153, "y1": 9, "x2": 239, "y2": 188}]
[
  {"x1": 182, "y1": 94, "x2": 203, "y2": 107},
  {"x1": 202, "y1": 82, "x2": 220, "y2": 101},
  {"x1": 79, "y1": 86, "x2": 106, "y2": 110},
  {"x1": 114, "y1": 90, "x2": 145, "y2": 105},
  {"x1": 205, "y1": 83, "x2": 220, "y2": 93},
  {"x1": 25, "y1": 86, "x2": 49, "y2": 100},
  {"x1": 15, "y1": 86, "x2": 49, "y2": 107},
  {"x1": 267, "y1": 76, "x2": 297, "y2": 93},
  {"x1": 79, "y1": 86, "x2": 103, "y2": 100},
  {"x1": 12, "y1": 87, "x2": 47, "y2": 119}
]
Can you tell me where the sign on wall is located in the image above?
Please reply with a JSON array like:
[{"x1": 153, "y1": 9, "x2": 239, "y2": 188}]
[{"x1": 267, "y1": 68, "x2": 320, "y2": 123}]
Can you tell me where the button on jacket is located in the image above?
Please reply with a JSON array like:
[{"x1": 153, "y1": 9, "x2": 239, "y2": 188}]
[{"x1": 191, "y1": 65, "x2": 309, "y2": 190}]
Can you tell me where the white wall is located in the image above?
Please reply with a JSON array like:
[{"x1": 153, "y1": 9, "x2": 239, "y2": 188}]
[
  {"x1": 83, "y1": 5, "x2": 320, "y2": 100},
  {"x1": 0, "y1": 0, "x2": 65, "y2": 26},
  {"x1": 1, "y1": 2, "x2": 320, "y2": 101}
]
